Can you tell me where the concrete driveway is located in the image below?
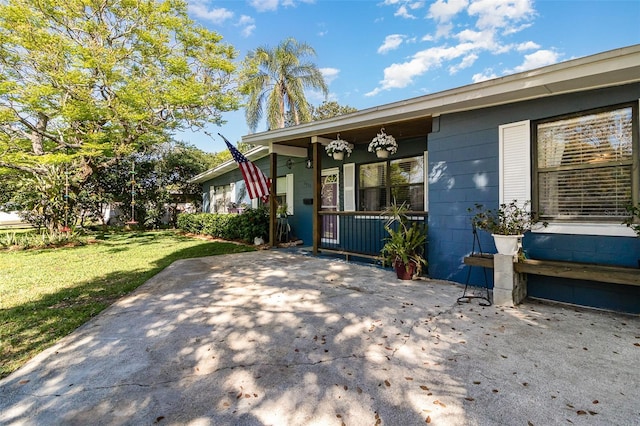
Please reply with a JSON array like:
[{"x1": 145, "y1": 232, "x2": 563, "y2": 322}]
[{"x1": 1, "y1": 250, "x2": 639, "y2": 425}]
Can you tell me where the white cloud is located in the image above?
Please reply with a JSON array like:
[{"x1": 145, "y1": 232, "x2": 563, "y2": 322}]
[
  {"x1": 320, "y1": 67, "x2": 340, "y2": 84},
  {"x1": 428, "y1": 0, "x2": 469, "y2": 23},
  {"x1": 449, "y1": 53, "x2": 478, "y2": 74},
  {"x1": 517, "y1": 41, "x2": 540, "y2": 51},
  {"x1": 234, "y1": 15, "x2": 256, "y2": 37},
  {"x1": 250, "y1": 0, "x2": 315, "y2": 12},
  {"x1": 395, "y1": 5, "x2": 417, "y2": 18},
  {"x1": 367, "y1": 44, "x2": 476, "y2": 95},
  {"x1": 188, "y1": 2, "x2": 234, "y2": 24},
  {"x1": 369, "y1": 0, "x2": 551, "y2": 96},
  {"x1": 249, "y1": 0, "x2": 279, "y2": 12},
  {"x1": 468, "y1": 0, "x2": 534, "y2": 31},
  {"x1": 472, "y1": 70, "x2": 498, "y2": 82},
  {"x1": 455, "y1": 28, "x2": 498, "y2": 50},
  {"x1": 377, "y1": 34, "x2": 405, "y2": 54},
  {"x1": 510, "y1": 49, "x2": 561, "y2": 72}
]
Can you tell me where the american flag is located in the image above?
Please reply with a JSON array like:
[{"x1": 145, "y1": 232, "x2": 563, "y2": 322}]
[{"x1": 219, "y1": 133, "x2": 271, "y2": 203}]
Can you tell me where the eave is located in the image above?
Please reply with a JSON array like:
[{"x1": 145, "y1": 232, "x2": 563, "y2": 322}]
[
  {"x1": 188, "y1": 145, "x2": 270, "y2": 184},
  {"x1": 242, "y1": 44, "x2": 640, "y2": 148}
]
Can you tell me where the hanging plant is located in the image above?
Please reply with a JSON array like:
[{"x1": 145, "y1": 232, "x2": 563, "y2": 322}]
[
  {"x1": 368, "y1": 127, "x2": 397, "y2": 157},
  {"x1": 325, "y1": 134, "x2": 353, "y2": 160}
]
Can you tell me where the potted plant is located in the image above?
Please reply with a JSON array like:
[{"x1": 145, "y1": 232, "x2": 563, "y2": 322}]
[
  {"x1": 325, "y1": 135, "x2": 353, "y2": 160},
  {"x1": 622, "y1": 203, "x2": 640, "y2": 267},
  {"x1": 469, "y1": 200, "x2": 545, "y2": 256},
  {"x1": 622, "y1": 203, "x2": 640, "y2": 236},
  {"x1": 380, "y1": 202, "x2": 427, "y2": 280},
  {"x1": 368, "y1": 127, "x2": 397, "y2": 159}
]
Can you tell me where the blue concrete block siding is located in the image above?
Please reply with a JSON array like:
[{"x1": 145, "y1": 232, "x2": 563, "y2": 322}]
[{"x1": 428, "y1": 83, "x2": 640, "y2": 313}]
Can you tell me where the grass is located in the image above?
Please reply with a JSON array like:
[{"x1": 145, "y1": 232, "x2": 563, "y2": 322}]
[{"x1": 0, "y1": 230, "x2": 255, "y2": 379}]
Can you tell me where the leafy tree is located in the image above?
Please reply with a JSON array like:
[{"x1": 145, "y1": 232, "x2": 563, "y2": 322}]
[
  {"x1": 0, "y1": 0, "x2": 240, "y2": 179},
  {"x1": 282, "y1": 100, "x2": 357, "y2": 127},
  {"x1": 78, "y1": 142, "x2": 216, "y2": 228},
  {"x1": 240, "y1": 37, "x2": 328, "y2": 132},
  {"x1": 310, "y1": 101, "x2": 358, "y2": 121},
  {"x1": 6, "y1": 165, "x2": 78, "y2": 233}
]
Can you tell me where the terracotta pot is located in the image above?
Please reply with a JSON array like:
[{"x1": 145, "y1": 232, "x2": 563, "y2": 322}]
[{"x1": 394, "y1": 260, "x2": 416, "y2": 280}]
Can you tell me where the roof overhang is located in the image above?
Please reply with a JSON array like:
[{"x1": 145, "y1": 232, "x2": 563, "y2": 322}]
[
  {"x1": 242, "y1": 44, "x2": 640, "y2": 148},
  {"x1": 188, "y1": 145, "x2": 270, "y2": 184}
]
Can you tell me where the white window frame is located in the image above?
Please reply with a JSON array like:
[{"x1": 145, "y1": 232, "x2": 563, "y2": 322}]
[
  {"x1": 499, "y1": 113, "x2": 637, "y2": 237},
  {"x1": 276, "y1": 173, "x2": 294, "y2": 215}
]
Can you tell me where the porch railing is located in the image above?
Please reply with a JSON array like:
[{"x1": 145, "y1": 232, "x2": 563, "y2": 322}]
[{"x1": 317, "y1": 211, "x2": 428, "y2": 261}]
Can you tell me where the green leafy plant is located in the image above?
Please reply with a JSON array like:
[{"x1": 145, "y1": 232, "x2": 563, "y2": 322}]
[
  {"x1": 177, "y1": 206, "x2": 269, "y2": 243},
  {"x1": 469, "y1": 200, "x2": 545, "y2": 235},
  {"x1": 380, "y1": 202, "x2": 427, "y2": 273},
  {"x1": 622, "y1": 203, "x2": 640, "y2": 237}
]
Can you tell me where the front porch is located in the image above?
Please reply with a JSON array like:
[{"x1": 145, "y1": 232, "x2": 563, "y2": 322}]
[{"x1": 261, "y1": 115, "x2": 433, "y2": 262}]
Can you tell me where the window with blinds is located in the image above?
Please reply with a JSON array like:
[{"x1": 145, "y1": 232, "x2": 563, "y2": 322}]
[
  {"x1": 390, "y1": 157, "x2": 424, "y2": 211},
  {"x1": 213, "y1": 184, "x2": 232, "y2": 213},
  {"x1": 358, "y1": 155, "x2": 425, "y2": 211},
  {"x1": 535, "y1": 105, "x2": 635, "y2": 220},
  {"x1": 359, "y1": 161, "x2": 387, "y2": 211}
]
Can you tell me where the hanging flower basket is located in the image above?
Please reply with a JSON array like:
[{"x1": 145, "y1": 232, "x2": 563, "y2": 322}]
[
  {"x1": 325, "y1": 135, "x2": 353, "y2": 160},
  {"x1": 368, "y1": 128, "x2": 397, "y2": 157}
]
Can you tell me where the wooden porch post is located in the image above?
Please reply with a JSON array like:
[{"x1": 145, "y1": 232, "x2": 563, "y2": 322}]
[
  {"x1": 312, "y1": 141, "x2": 321, "y2": 255},
  {"x1": 269, "y1": 151, "x2": 277, "y2": 247}
]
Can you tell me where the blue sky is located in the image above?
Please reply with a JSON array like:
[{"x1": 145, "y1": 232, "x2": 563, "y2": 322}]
[{"x1": 181, "y1": 0, "x2": 640, "y2": 153}]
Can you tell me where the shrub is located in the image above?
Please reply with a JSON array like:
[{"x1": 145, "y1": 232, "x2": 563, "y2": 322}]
[
  {"x1": 236, "y1": 206, "x2": 269, "y2": 242},
  {"x1": 177, "y1": 207, "x2": 269, "y2": 243}
]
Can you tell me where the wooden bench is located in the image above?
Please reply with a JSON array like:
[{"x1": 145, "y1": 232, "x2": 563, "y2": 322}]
[{"x1": 463, "y1": 254, "x2": 640, "y2": 287}]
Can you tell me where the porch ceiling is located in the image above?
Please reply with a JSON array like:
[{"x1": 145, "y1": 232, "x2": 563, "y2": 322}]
[{"x1": 270, "y1": 115, "x2": 432, "y2": 148}]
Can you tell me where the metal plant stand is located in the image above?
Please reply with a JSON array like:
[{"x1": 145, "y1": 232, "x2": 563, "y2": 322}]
[{"x1": 457, "y1": 225, "x2": 492, "y2": 306}]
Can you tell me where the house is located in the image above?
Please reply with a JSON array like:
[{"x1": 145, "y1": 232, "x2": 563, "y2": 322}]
[{"x1": 192, "y1": 45, "x2": 640, "y2": 313}]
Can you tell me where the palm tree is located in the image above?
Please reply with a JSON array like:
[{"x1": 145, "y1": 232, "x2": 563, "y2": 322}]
[{"x1": 241, "y1": 37, "x2": 328, "y2": 132}]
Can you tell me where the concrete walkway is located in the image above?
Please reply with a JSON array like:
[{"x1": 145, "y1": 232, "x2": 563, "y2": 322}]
[{"x1": 1, "y1": 250, "x2": 639, "y2": 425}]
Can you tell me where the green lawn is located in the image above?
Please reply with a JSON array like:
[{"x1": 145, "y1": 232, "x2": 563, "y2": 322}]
[{"x1": 0, "y1": 231, "x2": 255, "y2": 379}]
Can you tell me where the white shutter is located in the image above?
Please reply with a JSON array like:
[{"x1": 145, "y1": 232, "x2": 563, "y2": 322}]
[
  {"x1": 209, "y1": 186, "x2": 215, "y2": 213},
  {"x1": 286, "y1": 173, "x2": 294, "y2": 215},
  {"x1": 251, "y1": 197, "x2": 258, "y2": 209},
  {"x1": 343, "y1": 163, "x2": 356, "y2": 212},
  {"x1": 423, "y1": 151, "x2": 429, "y2": 212},
  {"x1": 229, "y1": 182, "x2": 236, "y2": 204},
  {"x1": 499, "y1": 120, "x2": 531, "y2": 206}
]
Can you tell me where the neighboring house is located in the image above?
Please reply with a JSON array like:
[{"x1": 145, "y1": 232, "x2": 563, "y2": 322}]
[
  {"x1": 0, "y1": 211, "x2": 29, "y2": 228},
  {"x1": 193, "y1": 45, "x2": 640, "y2": 313}
]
